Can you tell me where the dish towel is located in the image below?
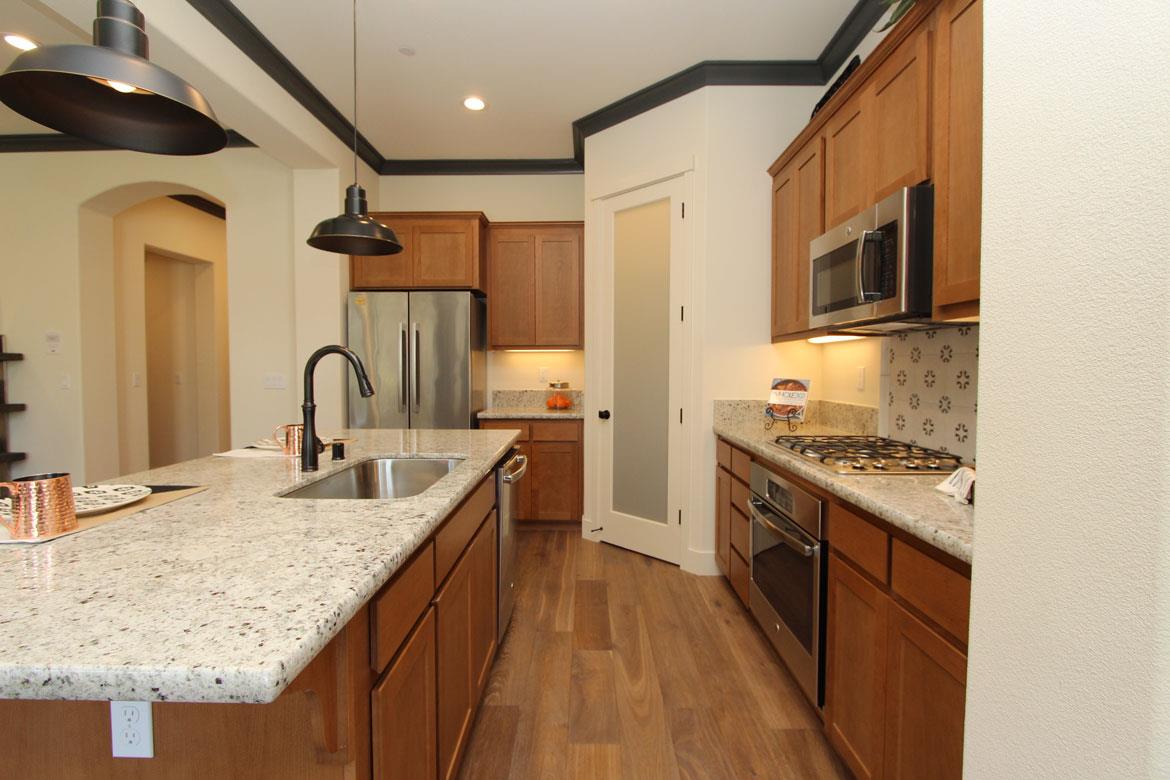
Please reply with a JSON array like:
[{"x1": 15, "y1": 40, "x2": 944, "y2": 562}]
[{"x1": 936, "y1": 466, "x2": 976, "y2": 504}]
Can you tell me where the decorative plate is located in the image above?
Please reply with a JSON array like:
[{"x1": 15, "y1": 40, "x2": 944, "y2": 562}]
[{"x1": 2, "y1": 484, "x2": 153, "y2": 519}]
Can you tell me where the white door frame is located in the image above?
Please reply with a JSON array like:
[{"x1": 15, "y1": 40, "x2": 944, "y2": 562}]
[{"x1": 583, "y1": 173, "x2": 693, "y2": 564}]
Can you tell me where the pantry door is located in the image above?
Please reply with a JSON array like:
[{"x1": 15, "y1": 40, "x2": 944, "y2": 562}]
[{"x1": 591, "y1": 176, "x2": 690, "y2": 564}]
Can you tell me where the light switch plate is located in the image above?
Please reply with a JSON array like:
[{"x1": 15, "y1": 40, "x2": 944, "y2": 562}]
[
  {"x1": 263, "y1": 373, "x2": 287, "y2": 390},
  {"x1": 110, "y1": 701, "x2": 154, "y2": 758},
  {"x1": 856, "y1": 366, "x2": 866, "y2": 391},
  {"x1": 45, "y1": 330, "x2": 61, "y2": 354}
]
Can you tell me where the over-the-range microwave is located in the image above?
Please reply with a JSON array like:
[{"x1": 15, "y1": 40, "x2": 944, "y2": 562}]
[{"x1": 808, "y1": 185, "x2": 933, "y2": 333}]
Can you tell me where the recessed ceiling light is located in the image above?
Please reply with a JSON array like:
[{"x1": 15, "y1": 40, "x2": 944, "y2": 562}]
[
  {"x1": 4, "y1": 34, "x2": 38, "y2": 52},
  {"x1": 463, "y1": 96, "x2": 485, "y2": 111}
]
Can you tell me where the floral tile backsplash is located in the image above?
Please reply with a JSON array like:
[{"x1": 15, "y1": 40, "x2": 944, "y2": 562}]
[{"x1": 879, "y1": 326, "x2": 978, "y2": 462}]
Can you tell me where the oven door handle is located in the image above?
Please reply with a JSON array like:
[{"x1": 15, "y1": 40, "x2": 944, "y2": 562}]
[{"x1": 750, "y1": 498, "x2": 817, "y2": 558}]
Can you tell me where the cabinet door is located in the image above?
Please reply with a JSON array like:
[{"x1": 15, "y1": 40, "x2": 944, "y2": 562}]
[
  {"x1": 435, "y1": 540, "x2": 475, "y2": 780},
  {"x1": 530, "y1": 441, "x2": 581, "y2": 521},
  {"x1": 488, "y1": 229, "x2": 537, "y2": 346},
  {"x1": 884, "y1": 602, "x2": 967, "y2": 780},
  {"x1": 871, "y1": 29, "x2": 932, "y2": 202},
  {"x1": 351, "y1": 217, "x2": 414, "y2": 289},
  {"x1": 715, "y1": 466, "x2": 731, "y2": 576},
  {"x1": 793, "y1": 139, "x2": 824, "y2": 332},
  {"x1": 413, "y1": 220, "x2": 477, "y2": 288},
  {"x1": 932, "y1": 0, "x2": 983, "y2": 314},
  {"x1": 534, "y1": 227, "x2": 583, "y2": 347},
  {"x1": 771, "y1": 162, "x2": 798, "y2": 339},
  {"x1": 469, "y1": 512, "x2": 498, "y2": 697},
  {"x1": 825, "y1": 554, "x2": 889, "y2": 780},
  {"x1": 824, "y1": 94, "x2": 872, "y2": 226},
  {"x1": 372, "y1": 606, "x2": 437, "y2": 780}
]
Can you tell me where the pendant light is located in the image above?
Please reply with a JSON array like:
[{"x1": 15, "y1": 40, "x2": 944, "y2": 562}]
[
  {"x1": 307, "y1": 0, "x2": 402, "y2": 256},
  {"x1": 0, "y1": 0, "x2": 226, "y2": 155}
]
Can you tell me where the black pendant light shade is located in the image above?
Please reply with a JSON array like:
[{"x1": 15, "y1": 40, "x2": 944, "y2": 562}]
[
  {"x1": 308, "y1": 184, "x2": 403, "y2": 255},
  {"x1": 305, "y1": 0, "x2": 401, "y2": 257},
  {"x1": 0, "y1": 0, "x2": 226, "y2": 155}
]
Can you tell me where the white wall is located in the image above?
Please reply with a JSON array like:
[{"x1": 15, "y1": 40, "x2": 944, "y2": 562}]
[
  {"x1": 0, "y1": 148, "x2": 324, "y2": 481},
  {"x1": 964, "y1": 2, "x2": 1170, "y2": 776},
  {"x1": 379, "y1": 173, "x2": 587, "y2": 397},
  {"x1": 819, "y1": 338, "x2": 884, "y2": 406}
]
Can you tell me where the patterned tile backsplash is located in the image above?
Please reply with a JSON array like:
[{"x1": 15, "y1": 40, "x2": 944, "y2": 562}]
[{"x1": 880, "y1": 326, "x2": 978, "y2": 462}]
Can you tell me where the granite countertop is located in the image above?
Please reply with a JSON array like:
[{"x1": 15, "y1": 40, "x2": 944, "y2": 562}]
[
  {"x1": 0, "y1": 429, "x2": 516, "y2": 704},
  {"x1": 478, "y1": 406, "x2": 584, "y2": 420},
  {"x1": 714, "y1": 419, "x2": 974, "y2": 564}
]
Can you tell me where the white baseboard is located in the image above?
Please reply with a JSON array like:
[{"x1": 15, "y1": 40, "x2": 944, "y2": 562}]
[{"x1": 681, "y1": 547, "x2": 721, "y2": 576}]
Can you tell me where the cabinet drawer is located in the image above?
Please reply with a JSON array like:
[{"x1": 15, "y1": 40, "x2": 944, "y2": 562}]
[
  {"x1": 435, "y1": 477, "x2": 496, "y2": 584},
  {"x1": 729, "y1": 549, "x2": 751, "y2": 606},
  {"x1": 716, "y1": 439, "x2": 732, "y2": 470},
  {"x1": 891, "y1": 539, "x2": 971, "y2": 645},
  {"x1": 531, "y1": 420, "x2": 580, "y2": 442},
  {"x1": 479, "y1": 420, "x2": 530, "y2": 442},
  {"x1": 730, "y1": 447, "x2": 752, "y2": 483},
  {"x1": 730, "y1": 506, "x2": 750, "y2": 560},
  {"x1": 731, "y1": 479, "x2": 751, "y2": 519},
  {"x1": 372, "y1": 543, "x2": 436, "y2": 674},
  {"x1": 829, "y1": 504, "x2": 890, "y2": 583}
]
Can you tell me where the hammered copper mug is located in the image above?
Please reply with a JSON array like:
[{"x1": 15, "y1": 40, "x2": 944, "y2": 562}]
[
  {"x1": 273, "y1": 423, "x2": 306, "y2": 456},
  {"x1": 0, "y1": 473, "x2": 78, "y2": 540}
]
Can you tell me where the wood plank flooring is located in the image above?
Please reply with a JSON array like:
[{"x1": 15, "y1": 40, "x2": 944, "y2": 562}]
[{"x1": 459, "y1": 530, "x2": 847, "y2": 779}]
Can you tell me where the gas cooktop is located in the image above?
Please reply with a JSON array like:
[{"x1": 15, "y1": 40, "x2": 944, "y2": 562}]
[{"x1": 771, "y1": 435, "x2": 963, "y2": 475}]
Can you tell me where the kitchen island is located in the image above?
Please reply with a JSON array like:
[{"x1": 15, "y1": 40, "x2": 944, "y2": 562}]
[{"x1": 0, "y1": 428, "x2": 516, "y2": 778}]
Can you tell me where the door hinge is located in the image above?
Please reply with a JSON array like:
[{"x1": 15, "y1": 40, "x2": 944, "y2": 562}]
[
  {"x1": 679, "y1": 408, "x2": 683, "y2": 424},
  {"x1": 678, "y1": 509, "x2": 682, "y2": 525},
  {"x1": 680, "y1": 305, "x2": 685, "y2": 322},
  {"x1": 681, "y1": 202, "x2": 686, "y2": 219}
]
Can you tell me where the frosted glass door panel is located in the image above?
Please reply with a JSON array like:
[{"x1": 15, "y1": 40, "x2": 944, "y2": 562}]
[{"x1": 612, "y1": 199, "x2": 671, "y2": 525}]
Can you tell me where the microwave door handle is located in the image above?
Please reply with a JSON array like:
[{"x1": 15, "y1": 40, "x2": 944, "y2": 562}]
[
  {"x1": 858, "y1": 230, "x2": 884, "y2": 302},
  {"x1": 749, "y1": 499, "x2": 816, "y2": 557}
]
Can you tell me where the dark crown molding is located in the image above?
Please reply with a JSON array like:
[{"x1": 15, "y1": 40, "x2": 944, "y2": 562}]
[
  {"x1": 0, "y1": 1, "x2": 882, "y2": 174},
  {"x1": 168, "y1": 194, "x2": 227, "y2": 220},
  {"x1": 0, "y1": 130, "x2": 254, "y2": 154}
]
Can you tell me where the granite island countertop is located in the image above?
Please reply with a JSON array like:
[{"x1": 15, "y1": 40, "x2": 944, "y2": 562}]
[
  {"x1": 0, "y1": 429, "x2": 516, "y2": 704},
  {"x1": 715, "y1": 419, "x2": 974, "y2": 563},
  {"x1": 478, "y1": 406, "x2": 584, "y2": 420}
]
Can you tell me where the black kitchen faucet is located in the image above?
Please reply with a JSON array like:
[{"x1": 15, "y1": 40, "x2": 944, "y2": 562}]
[{"x1": 301, "y1": 345, "x2": 374, "y2": 472}]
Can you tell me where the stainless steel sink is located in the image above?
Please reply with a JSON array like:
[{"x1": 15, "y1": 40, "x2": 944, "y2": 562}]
[{"x1": 281, "y1": 458, "x2": 463, "y2": 499}]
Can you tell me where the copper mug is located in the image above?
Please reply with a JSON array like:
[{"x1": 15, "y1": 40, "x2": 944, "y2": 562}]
[
  {"x1": 0, "y1": 473, "x2": 78, "y2": 540},
  {"x1": 273, "y1": 423, "x2": 306, "y2": 456}
]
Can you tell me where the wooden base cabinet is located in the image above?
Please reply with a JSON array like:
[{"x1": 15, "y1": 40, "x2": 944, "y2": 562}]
[
  {"x1": 480, "y1": 419, "x2": 583, "y2": 522},
  {"x1": 372, "y1": 607, "x2": 437, "y2": 780}
]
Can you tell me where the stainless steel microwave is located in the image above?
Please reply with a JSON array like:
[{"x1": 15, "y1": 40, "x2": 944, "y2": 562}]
[{"x1": 808, "y1": 185, "x2": 933, "y2": 331}]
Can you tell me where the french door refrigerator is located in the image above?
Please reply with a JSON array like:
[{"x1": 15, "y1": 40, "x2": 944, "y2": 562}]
[{"x1": 347, "y1": 291, "x2": 486, "y2": 429}]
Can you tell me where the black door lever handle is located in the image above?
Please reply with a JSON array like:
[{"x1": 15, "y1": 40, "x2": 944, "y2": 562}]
[{"x1": 598, "y1": 410, "x2": 611, "y2": 420}]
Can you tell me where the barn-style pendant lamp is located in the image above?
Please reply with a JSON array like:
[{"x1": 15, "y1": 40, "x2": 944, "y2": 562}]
[
  {"x1": 0, "y1": 0, "x2": 226, "y2": 155},
  {"x1": 307, "y1": 0, "x2": 402, "y2": 256}
]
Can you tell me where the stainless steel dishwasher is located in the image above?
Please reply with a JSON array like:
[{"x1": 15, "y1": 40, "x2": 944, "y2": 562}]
[{"x1": 496, "y1": 448, "x2": 527, "y2": 641}]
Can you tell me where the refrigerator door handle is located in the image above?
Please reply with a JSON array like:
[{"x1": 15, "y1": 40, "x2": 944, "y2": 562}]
[
  {"x1": 398, "y1": 322, "x2": 407, "y2": 412},
  {"x1": 412, "y1": 323, "x2": 421, "y2": 413}
]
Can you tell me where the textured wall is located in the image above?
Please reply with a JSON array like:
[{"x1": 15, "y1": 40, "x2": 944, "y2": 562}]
[
  {"x1": 879, "y1": 326, "x2": 978, "y2": 461},
  {"x1": 964, "y1": 2, "x2": 1170, "y2": 776}
]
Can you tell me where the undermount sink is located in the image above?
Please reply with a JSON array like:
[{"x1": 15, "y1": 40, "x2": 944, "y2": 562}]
[{"x1": 281, "y1": 457, "x2": 463, "y2": 500}]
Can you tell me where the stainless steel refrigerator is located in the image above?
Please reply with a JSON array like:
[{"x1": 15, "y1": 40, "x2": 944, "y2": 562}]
[{"x1": 346, "y1": 291, "x2": 486, "y2": 429}]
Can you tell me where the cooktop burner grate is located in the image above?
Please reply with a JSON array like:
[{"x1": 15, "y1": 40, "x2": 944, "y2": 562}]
[{"x1": 771, "y1": 435, "x2": 963, "y2": 475}]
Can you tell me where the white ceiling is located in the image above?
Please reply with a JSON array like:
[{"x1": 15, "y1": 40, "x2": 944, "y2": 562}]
[{"x1": 1, "y1": 0, "x2": 859, "y2": 159}]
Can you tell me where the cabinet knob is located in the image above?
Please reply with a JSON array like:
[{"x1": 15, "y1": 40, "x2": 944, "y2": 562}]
[{"x1": 598, "y1": 410, "x2": 611, "y2": 420}]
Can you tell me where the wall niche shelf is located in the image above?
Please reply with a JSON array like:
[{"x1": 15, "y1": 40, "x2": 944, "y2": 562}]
[{"x1": 0, "y1": 337, "x2": 26, "y2": 480}]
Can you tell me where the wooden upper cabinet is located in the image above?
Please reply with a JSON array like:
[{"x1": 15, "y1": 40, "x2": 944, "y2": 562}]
[
  {"x1": 488, "y1": 222, "x2": 583, "y2": 349},
  {"x1": 870, "y1": 28, "x2": 932, "y2": 202},
  {"x1": 826, "y1": 554, "x2": 889, "y2": 780},
  {"x1": 932, "y1": 0, "x2": 983, "y2": 317},
  {"x1": 824, "y1": 94, "x2": 871, "y2": 227},
  {"x1": 884, "y1": 601, "x2": 967, "y2": 779},
  {"x1": 772, "y1": 138, "x2": 825, "y2": 342},
  {"x1": 350, "y1": 212, "x2": 488, "y2": 292}
]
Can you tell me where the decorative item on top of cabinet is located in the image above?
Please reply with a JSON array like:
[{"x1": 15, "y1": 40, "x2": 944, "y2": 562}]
[
  {"x1": 488, "y1": 222, "x2": 583, "y2": 349},
  {"x1": 350, "y1": 212, "x2": 488, "y2": 291},
  {"x1": 480, "y1": 419, "x2": 583, "y2": 521}
]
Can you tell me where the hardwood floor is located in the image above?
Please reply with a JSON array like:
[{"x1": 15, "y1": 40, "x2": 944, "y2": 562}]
[{"x1": 459, "y1": 530, "x2": 847, "y2": 779}]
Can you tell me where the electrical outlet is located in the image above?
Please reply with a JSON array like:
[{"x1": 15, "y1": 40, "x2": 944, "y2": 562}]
[
  {"x1": 856, "y1": 366, "x2": 866, "y2": 391},
  {"x1": 110, "y1": 701, "x2": 154, "y2": 758},
  {"x1": 263, "y1": 372, "x2": 287, "y2": 390},
  {"x1": 539, "y1": 367, "x2": 549, "y2": 384},
  {"x1": 131, "y1": 372, "x2": 141, "y2": 388},
  {"x1": 59, "y1": 374, "x2": 72, "y2": 390},
  {"x1": 45, "y1": 330, "x2": 62, "y2": 354}
]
